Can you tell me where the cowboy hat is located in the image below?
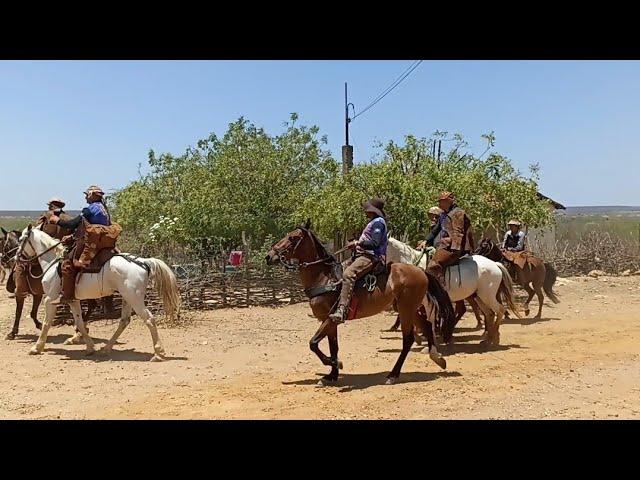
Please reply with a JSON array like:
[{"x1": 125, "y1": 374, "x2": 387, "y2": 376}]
[
  {"x1": 507, "y1": 219, "x2": 522, "y2": 226},
  {"x1": 47, "y1": 197, "x2": 66, "y2": 208},
  {"x1": 438, "y1": 191, "x2": 454, "y2": 201},
  {"x1": 362, "y1": 198, "x2": 386, "y2": 218},
  {"x1": 84, "y1": 185, "x2": 105, "y2": 196}
]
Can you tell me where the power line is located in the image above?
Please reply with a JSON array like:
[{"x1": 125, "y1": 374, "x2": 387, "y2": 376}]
[{"x1": 352, "y1": 60, "x2": 423, "y2": 121}]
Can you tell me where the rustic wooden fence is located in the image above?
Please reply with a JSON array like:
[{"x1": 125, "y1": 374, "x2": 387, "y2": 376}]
[{"x1": 54, "y1": 261, "x2": 307, "y2": 323}]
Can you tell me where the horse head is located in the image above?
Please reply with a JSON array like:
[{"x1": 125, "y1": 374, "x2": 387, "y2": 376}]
[{"x1": 266, "y1": 220, "x2": 330, "y2": 269}]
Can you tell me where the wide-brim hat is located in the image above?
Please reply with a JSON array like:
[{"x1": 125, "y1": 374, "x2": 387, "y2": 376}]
[
  {"x1": 428, "y1": 206, "x2": 443, "y2": 216},
  {"x1": 47, "y1": 197, "x2": 66, "y2": 208},
  {"x1": 84, "y1": 185, "x2": 105, "y2": 196},
  {"x1": 438, "y1": 191, "x2": 454, "y2": 201},
  {"x1": 507, "y1": 219, "x2": 521, "y2": 226},
  {"x1": 363, "y1": 198, "x2": 386, "y2": 218}
]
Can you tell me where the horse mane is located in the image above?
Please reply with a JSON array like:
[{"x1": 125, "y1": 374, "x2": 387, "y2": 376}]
[{"x1": 299, "y1": 226, "x2": 336, "y2": 263}]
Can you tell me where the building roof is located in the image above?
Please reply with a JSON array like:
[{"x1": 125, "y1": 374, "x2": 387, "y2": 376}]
[{"x1": 537, "y1": 192, "x2": 566, "y2": 210}]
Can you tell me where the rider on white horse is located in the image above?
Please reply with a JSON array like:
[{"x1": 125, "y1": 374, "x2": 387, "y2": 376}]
[{"x1": 49, "y1": 185, "x2": 121, "y2": 304}]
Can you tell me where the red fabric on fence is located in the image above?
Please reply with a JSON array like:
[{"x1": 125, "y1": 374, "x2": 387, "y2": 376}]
[{"x1": 229, "y1": 251, "x2": 244, "y2": 266}]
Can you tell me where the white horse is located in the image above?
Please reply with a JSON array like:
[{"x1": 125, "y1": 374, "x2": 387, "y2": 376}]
[
  {"x1": 16, "y1": 225, "x2": 180, "y2": 361},
  {"x1": 387, "y1": 237, "x2": 521, "y2": 345}
]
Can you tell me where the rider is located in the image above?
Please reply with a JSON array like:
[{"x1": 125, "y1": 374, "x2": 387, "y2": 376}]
[
  {"x1": 328, "y1": 198, "x2": 388, "y2": 324},
  {"x1": 425, "y1": 192, "x2": 475, "y2": 289},
  {"x1": 501, "y1": 219, "x2": 526, "y2": 252},
  {"x1": 38, "y1": 197, "x2": 73, "y2": 240},
  {"x1": 49, "y1": 186, "x2": 121, "y2": 304}
]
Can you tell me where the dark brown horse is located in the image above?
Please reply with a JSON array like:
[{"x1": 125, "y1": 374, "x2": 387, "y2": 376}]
[
  {"x1": 1, "y1": 228, "x2": 105, "y2": 340},
  {"x1": 266, "y1": 221, "x2": 456, "y2": 386},
  {"x1": 475, "y1": 238, "x2": 560, "y2": 319}
]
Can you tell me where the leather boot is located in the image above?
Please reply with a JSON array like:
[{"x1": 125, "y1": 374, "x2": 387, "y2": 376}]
[
  {"x1": 61, "y1": 259, "x2": 77, "y2": 304},
  {"x1": 329, "y1": 279, "x2": 355, "y2": 324}
]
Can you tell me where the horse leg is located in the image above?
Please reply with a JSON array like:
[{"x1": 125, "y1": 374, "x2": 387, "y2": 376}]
[
  {"x1": 419, "y1": 301, "x2": 446, "y2": 369},
  {"x1": 466, "y1": 296, "x2": 484, "y2": 329},
  {"x1": 69, "y1": 301, "x2": 96, "y2": 355},
  {"x1": 386, "y1": 315, "x2": 400, "y2": 332},
  {"x1": 480, "y1": 294, "x2": 505, "y2": 347},
  {"x1": 474, "y1": 296, "x2": 494, "y2": 345},
  {"x1": 386, "y1": 300, "x2": 420, "y2": 384},
  {"x1": 6, "y1": 295, "x2": 26, "y2": 340},
  {"x1": 532, "y1": 278, "x2": 545, "y2": 320},
  {"x1": 30, "y1": 294, "x2": 43, "y2": 330},
  {"x1": 99, "y1": 301, "x2": 132, "y2": 355},
  {"x1": 130, "y1": 296, "x2": 166, "y2": 361},
  {"x1": 29, "y1": 297, "x2": 56, "y2": 354},
  {"x1": 309, "y1": 318, "x2": 340, "y2": 372},
  {"x1": 319, "y1": 324, "x2": 342, "y2": 385},
  {"x1": 522, "y1": 283, "x2": 535, "y2": 318}
]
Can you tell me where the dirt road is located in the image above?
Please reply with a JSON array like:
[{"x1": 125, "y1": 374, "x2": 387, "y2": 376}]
[{"x1": 1, "y1": 275, "x2": 639, "y2": 419}]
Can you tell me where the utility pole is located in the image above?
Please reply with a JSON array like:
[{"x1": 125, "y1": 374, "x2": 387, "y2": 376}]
[{"x1": 342, "y1": 82, "x2": 354, "y2": 176}]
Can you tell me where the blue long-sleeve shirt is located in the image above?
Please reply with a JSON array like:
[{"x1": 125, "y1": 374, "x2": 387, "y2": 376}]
[
  {"x1": 57, "y1": 202, "x2": 111, "y2": 231},
  {"x1": 356, "y1": 216, "x2": 387, "y2": 259}
]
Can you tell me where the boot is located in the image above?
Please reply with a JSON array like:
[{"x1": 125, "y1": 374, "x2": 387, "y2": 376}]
[
  {"x1": 60, "y1": 260, "x2": 77, "y2": 304},
  {"x1": 329, "y1": 280, "x2": 354, "y2": 324}
]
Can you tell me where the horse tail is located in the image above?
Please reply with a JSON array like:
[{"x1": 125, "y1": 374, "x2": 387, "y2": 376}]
[
  {"x1": 145, "y1": 258, "x2": 181, "y2": 321},
  {"x1": 425, "y1": 272, "x2": 456, "y2": 342},
  {"x1": 543, "y1": 262, "x2": 561, "y2": 304},
  {"x1": 496, "y1": 263, "x2": 523, "y2": 319}
]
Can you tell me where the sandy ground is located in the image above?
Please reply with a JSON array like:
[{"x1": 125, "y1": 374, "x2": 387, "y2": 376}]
[{"x1": 1, "y1": 275, "x2": 640, "y2": 419}]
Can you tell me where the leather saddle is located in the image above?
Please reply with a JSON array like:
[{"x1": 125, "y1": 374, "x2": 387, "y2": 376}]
[{"x1": 306, "y1": 260, "x2": 389, "y2": 299}]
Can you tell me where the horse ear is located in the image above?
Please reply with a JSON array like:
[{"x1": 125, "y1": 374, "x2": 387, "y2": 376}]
[
  {"x1": 0, "y1": 227, "x2": 7, "y2": 236},
  {"x1": 27, "y1": 224, "x2": 33, "y2": 232},
  {"x1": 304, "y1": 218, "x2": 311, "y2": 229}
]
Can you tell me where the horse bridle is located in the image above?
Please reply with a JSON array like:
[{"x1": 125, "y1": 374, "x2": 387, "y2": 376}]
[
  {"x1": 272, "y1": 227, "x2": 335, "y2": 270},
  {"x1": 17, "y1": 228, "x2": 63, "y2": 265}
]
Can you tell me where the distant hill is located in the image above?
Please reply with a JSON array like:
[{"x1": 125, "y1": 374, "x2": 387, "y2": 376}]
[
  {"x1": 562, "y1": 206, "x2": 640, "y2": 216},
  {"x1": 0, "y1": 210, "x2": 81, "y2": 218}
]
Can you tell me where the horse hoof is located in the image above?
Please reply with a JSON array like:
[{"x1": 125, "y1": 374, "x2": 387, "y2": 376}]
[
  {"x1": 435, "y1": 356, "x2": 447, "y2": 369},
  {"x1": 5, "y1": 332, "x2": 16, "y2": 340},
  {"x1": 150, "y1": 354, "x2": 165, "y2": 362},
  {"x1": 85, "y1": 350, "x2": 96, "y2": 357},
  {"x1": 524, "y1": 309, "x2": 530, "y2": 316},
  {"x1": 415, "y1": 336, "x2": 423, "y2": 346},
  {"x1": 337, "y1": 360, "x2": 343, "y2": 370},
  {"x1": 34, "y1": 323, "x2": 42, "y2": 330},
  {"x1": 28, "y1": 348, "x2": 41, "y2": 355},
  {"x1": 385, "y1": 377, "x2": 397, "y2": 385}
]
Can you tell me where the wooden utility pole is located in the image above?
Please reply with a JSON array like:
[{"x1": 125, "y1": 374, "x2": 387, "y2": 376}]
[{"x1": 342, "y1": 82, "x2": 354, "y2": 175}]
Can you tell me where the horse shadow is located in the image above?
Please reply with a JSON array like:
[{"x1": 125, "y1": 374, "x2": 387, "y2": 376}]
[
  {"x1": 501, "y1": 316, "x2": 561, "y2": 326},
  {"x1": 35, "y1": 346, "x2": 189, "y2": 363},
  {"x1": 15, "y1": 333, "x2": 115, "y2": 345},
  {"x1": 440, "y1": 342, "x2": 525, "y2": 356},
  {"x1": 282, "y1": 370, "x2": 462, "y2": 392}
]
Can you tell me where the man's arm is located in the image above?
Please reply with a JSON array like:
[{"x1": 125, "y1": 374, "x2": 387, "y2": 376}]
[
  {"x1": 515, "y1": 232, "x2": 526, "y2": 251},
  {"x1": 425, "y1": 223, "x2": 441, "y2": 247},
  {"x1": 358, "y1": 222, "x2": 385, "y2": 249},
  {"x1": 501, "y1": 232, "x2": 510, "y2": 250},
  {"x1": 55, "y1": 207, "x2": 91, "y2": 230}
]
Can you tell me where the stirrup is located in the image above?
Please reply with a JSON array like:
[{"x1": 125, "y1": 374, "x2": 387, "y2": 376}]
[{"x1": 329, "y1": 306, "x2": 346, "y2": 324}]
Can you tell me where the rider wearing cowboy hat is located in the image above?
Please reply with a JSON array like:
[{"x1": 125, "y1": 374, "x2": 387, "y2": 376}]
[
  {"x1": 502, "y1": 219, "x2": 526, "y2": 252},
  {"x1": 328, "y1": 198, "x2": 388, "y2": 324},
  {"x1": 38, "y1": 197, "x2": 73, "y2": 240},
  {"x1": 49, "y1": 185, "x2": 119, "y2": 304},
  {"x1": 425, "y1": 192, "x2": 475, "y2": 288}
]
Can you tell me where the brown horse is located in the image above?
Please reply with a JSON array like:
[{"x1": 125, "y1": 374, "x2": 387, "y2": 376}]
[
  {"x1": 1, "y1": 228, "x2": 105, "y2": 340},
  {"x1": 266, "y1": 221, "x2": 456, "y2": 385},
  {"x1": 475, "y1": 238, "x2": 560, "y2": 319}
]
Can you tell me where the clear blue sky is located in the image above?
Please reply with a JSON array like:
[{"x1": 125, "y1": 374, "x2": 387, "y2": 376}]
[{"x1": 1, "y1": 60, "x2": 638, "y2": 210}]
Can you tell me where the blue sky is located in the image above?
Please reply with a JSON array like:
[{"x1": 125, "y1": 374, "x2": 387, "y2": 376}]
[{"x1": 1, "y1": 60, "x2": 638, "y2": 210}]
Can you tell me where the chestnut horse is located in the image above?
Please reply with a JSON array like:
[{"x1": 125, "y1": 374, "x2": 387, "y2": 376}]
[
  {"x1": 2, "y1": 227, "x2": 107, "y2": 341},
  {"x1": 475, "y1": 238, "x2": 559, "y2": 319},
  {"x1": 266, "y1": 221, "x2": 456, "y2": 386}
]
